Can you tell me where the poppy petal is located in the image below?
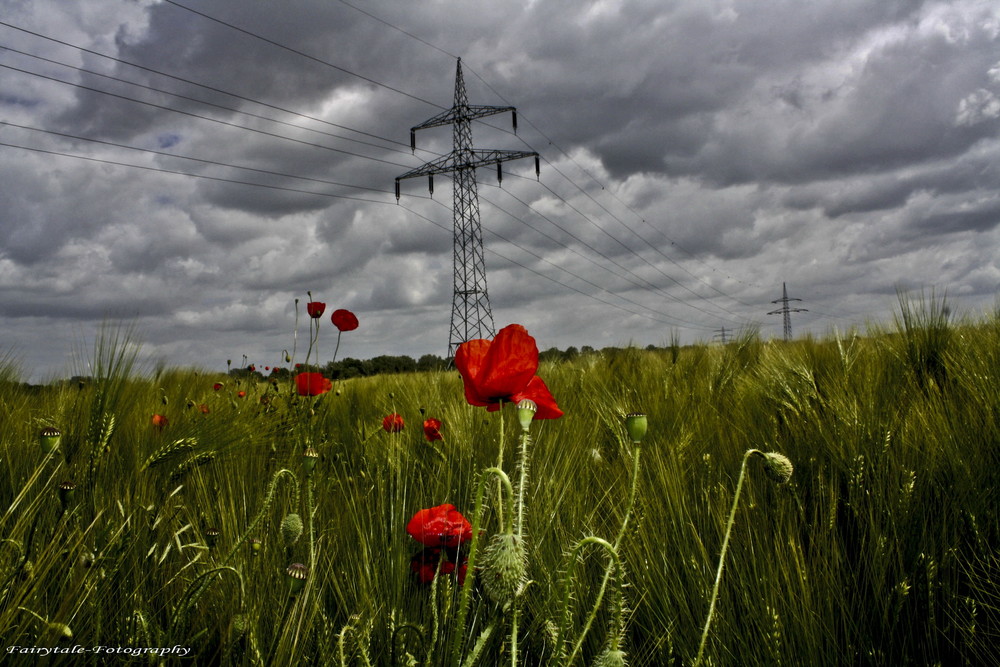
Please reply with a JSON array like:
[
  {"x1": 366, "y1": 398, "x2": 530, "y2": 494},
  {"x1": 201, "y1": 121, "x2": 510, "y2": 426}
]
[
  {"x1": 510, "y1": 375, "x2": 563, "y2": 420},
  {"x1": 476, "y1": 324, "x2": 538, "y2": 400},
  {"x1": 455, "y1": 338, "x2": 493, "y2": 406}
]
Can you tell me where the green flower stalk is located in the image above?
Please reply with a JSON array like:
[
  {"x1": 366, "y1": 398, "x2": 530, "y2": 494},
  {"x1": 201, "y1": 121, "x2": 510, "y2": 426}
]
[{"x1": 694, "y1": 449, "x2": 794, "y2": 666}]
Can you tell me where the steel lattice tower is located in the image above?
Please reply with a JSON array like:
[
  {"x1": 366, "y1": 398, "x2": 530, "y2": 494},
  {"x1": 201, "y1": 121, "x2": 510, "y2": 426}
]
[
  {"x1": 767, "y1": 282, "x2": 807, "y2": 341},
  {"x1": 396, "y1": 59, "x2": 539, "y2": 356}
]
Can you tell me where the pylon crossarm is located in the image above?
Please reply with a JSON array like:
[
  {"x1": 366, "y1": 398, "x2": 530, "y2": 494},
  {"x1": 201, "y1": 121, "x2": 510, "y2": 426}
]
[
  {"x1": 397, "y1": 150, "x2": 538, "y2": 181},
  {"x1": 411, "y1": 104, "x2": 515, "y2": 133}
]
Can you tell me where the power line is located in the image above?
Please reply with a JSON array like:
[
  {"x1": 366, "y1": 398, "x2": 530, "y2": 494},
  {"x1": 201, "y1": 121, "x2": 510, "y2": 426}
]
[{"x1": 161, "y1": 0, "x2": 445, "y2": 110}]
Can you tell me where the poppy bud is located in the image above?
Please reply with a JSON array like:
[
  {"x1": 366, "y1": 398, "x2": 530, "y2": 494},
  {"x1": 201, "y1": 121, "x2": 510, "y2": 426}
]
[
  {"x1": 57, "y1": 480, "x2": 76, "y2": 511},
  {"x1": 761, "y1": 452, "x2": 794, "y2": 484},
  {"x1": 624, "y1": 413, "x2": 647, "y2": 444},
  {"x1": 281, "y1": 513, "x2": 304, "y2": 548},
  {"x1": 301, "y1": 447, "x2": 320, "y2": 475},
  {"x1": 46, "y1": 622, "x2": 73, "y2": 639},
  {"x1": 480, "y1": 532, "x2": 527, "y2": 605},
  {"x1": 286, "y1": 563, "x2": 308, "y2": 595},
  {"x1": 516, "y1": 399, "x2": 537, "y2": 431},
  {"x1": 39, "y1": 427, "x2": 62, "y2": 455},
  {"x1": 592, "y1": 647, "x2": 627, "y2": 667}
]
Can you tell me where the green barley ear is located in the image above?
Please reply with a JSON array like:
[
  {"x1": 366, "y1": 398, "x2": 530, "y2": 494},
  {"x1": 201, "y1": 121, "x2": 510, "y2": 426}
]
[
  {"x1": 761, "y1": 451, "x2": 794, "y2": 484},
  {"x1": 624, "y1": 413, "x2": 647, "y2": 444},
  {"x1": 480, "y1": 532, "x2": 527, "y2": 606},
  {"x1": 39, "y1": 427, "x2": 61, "y2": 455},
  {"x1": 286, "y1": 563, "x2": 308, "y2": 595},
  {"x1": 281, "y1": 513, "x2": 304, "y2": 548},
  {"x1": 47, "y1": 622, "x2": 73, "y2": 639}
]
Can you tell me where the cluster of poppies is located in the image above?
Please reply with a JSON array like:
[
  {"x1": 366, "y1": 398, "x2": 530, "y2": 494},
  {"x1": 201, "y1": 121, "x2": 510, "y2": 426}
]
[
  {"x1": 405, "y1": 323, "x2": 563, "y2": 585},
  {"x1": 305, "y1": 301, "x2": 359, "y2": 332},
  {"x1": 406, "y1": 503, "x2": 473, "y2": 585}
]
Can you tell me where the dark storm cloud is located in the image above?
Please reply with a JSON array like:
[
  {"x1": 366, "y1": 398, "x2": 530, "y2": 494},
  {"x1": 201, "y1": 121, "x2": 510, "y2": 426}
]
[{"x1": 2, "y1": 0, "x2": 999, "y2": 380}]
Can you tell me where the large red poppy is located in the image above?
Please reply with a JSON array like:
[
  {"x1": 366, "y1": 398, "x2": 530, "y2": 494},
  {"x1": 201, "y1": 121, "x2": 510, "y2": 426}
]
[
  {"x1": 296, "y1": 372, "x2": 332, "y2": 396},
  {"x1": 306, "y1": 301, "x2": 326, "y2": 319},
  {"x1": 454, "y1": 324, "x2": 563, "y2": 419},
  {"x1": 331, "y1": 309, "x2": 359, "y2": 332},
  {"x1": 406, "y1": 503, "x2": 473, "y2": 548}
]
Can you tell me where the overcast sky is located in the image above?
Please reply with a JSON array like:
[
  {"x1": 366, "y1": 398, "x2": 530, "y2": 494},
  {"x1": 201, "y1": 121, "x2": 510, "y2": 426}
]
[{"x1": 2, "y1": 0, "x2": 999, "y2": 381}]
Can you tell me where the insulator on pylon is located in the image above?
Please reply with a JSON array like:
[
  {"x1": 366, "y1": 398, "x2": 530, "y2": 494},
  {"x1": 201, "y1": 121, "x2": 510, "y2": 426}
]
[
  {"x1": 497, "y1": 161, "x2": 503, "y2": 185},
  {"x1": 535, "y1": 155, "x2": 540, "y2": 180},
  {"x1": 512, "y1": 110, "x2": 518, "y2": 134},
  {"x1": 410, "y1": 130, "x2": 416, "y2": 153},
  {"x1": 395, "y1": 179, "x2": 400, "y2": 202},
  {"x1": 428, "y1": 175, "x2": 434, "y2": 197}
]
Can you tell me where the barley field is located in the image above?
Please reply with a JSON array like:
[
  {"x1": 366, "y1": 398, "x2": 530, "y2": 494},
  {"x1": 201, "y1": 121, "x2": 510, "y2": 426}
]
[{"x1": 1, "y1": 295, "x2": 998, "y2": 666}]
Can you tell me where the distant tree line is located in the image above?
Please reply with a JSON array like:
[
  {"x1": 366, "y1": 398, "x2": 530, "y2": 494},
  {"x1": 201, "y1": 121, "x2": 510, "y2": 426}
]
[{"x1": 225, "y1": 343, "x2": 667, "y2": 382}]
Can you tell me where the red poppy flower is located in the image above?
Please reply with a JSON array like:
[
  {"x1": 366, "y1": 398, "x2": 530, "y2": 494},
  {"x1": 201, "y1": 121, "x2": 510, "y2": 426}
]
[
  {"x1": 296, "y1": 372, "x2": 332, "y2": 396},
  {"x1": 331, "y1": 309, "x2": 359, "y2": 332},
  {"x1": 454, "y1": 324, "x2": 563, "y2": 419},
  {"x1": 213, "y1": 382, "x2": 223, "y2": 391},
  {"x1": 198, "y1": 404, "x2": 210, "y2": 414},
  {"x1": 152, "y1": 414, "x2": 168, "y2": 430},
  {"x1": 237, "y1": 390, "x2": 247, "y2": 398},
  {"x1": 407, "y1": 504, "x2": 473, "y2": 548},
  {"x1": 423, "y1": 418, "x2": 443, "y2": 442},
  {"x1": 382, "y1": 413, "x2": 404, "y2": 433},
  {"x1": 306, "y1": 301, "x2": 326, "y2": 319}
]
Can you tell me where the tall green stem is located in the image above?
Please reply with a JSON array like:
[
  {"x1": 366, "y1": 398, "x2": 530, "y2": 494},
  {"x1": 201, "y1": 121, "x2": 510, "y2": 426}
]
[
  {"x1": 693, "y1": 449, "x2": 760, "y2": 666},
  {"x1": 563, "y1": 444, "x2": 642, "y2": 666},
  {"x1": 451, "y1": 467, "x2": 513, "y2": 667}
]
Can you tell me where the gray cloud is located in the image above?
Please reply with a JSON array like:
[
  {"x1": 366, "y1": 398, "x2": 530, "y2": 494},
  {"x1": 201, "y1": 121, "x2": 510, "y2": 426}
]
[{"x1": 1, "y1": 0, "x2": 998, "y2": 380}]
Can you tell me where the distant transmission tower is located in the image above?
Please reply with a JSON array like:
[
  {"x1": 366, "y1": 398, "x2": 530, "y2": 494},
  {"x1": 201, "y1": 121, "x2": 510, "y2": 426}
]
[
  {"x1": 767, "y1": 282, "x2": 807, "y2": 341},
  {"x1": 396, "y1": 58, "x2": 540, "y2": 356},
  {"x1": 713, "y1": 326, "x2": 729, "y2": 344}
]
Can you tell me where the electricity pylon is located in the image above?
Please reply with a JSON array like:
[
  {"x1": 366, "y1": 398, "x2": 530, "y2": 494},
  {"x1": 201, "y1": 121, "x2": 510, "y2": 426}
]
[
  {"x1": 396, "y1": 58, "x2": 539, "y2": 357},
  {"x1": 767, "y1": 282, "x2": 807, "y2": 341}
]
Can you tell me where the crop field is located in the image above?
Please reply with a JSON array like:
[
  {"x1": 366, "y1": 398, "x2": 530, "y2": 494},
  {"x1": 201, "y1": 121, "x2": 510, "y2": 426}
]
[{"x1": 1, "y1": 296, "x2": 998, "y2": 666}]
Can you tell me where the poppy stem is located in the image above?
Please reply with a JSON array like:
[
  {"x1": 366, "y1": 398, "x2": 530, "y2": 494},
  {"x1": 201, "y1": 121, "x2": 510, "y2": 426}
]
[
  {"x1": 564, "y1": 444, "x2": 642, "y2": 666},
  {"x1": 451, "y1": 466, "x2": 513, "y2": 667},
  {"x1": 333, "y1": 330, "x2": 343, "y2": 365},
  {"x1": 694, "y1": 448, "x2": 760, "y2": 667},
  {"x1": 494, "y1": 400, "x2": 506, "y2": 529}
]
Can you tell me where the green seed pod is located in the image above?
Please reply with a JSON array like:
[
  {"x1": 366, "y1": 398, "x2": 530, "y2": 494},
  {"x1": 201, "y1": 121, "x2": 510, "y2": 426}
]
[
  {"x1": 624, "y1": 413, "x2": 647, "y2": 444},
  {"x1": 761, "y1": 452, "x2": 794, "y2": 484},
  {"x1": 249, "y1": 537, "x2": 262, "y2": 555},
  {"x1": 480, "y1": 532, "x2": 527, "y2": 605},
  {"x1": 286, "y1": 562, "x2": 308, "y2": 595},
  {"x1": 281, "y1": 513, "x2": 304, "y2": 548},
  {"x1": 57, "y1": 481, "x2": 77, "y2": 511},
  {"x1": 205, "y1": 528, "x2": 220, "y2": 549},
  {"x1": 516, "y1": 399, "x2": 537, "y2": 432},
  {"x1": 301, "y1": 447, "x2": 320, "y2": 476},
  {"x1": 230, "y1": 613, "x2": 249, "y2": 638},
  {"x1": 39, "y1": 427, "x2": 61, "y2": 455}
]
